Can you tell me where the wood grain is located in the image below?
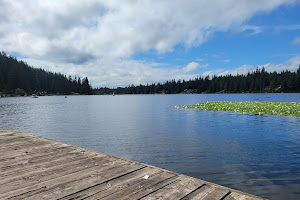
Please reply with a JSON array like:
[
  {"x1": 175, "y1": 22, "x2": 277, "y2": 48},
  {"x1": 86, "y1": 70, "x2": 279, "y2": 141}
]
[{"x1": 0, "y1": 130, "x2": 266, "y2": 200}]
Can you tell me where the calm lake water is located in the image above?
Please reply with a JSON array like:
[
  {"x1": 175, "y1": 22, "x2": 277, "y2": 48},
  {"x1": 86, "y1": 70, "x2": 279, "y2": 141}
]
[{"x1": 1, "y1": 93, "x2": 300, "y2": 199}]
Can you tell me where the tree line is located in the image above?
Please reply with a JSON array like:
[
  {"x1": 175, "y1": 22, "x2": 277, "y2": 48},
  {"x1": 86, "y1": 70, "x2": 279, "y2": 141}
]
[
  {"x1": 94, "y1": 67, "x2": 300, "y2": 95},
  {"x1": 1, "y1": 51, "x2": 299, "y2": 96},
  {"x1": 0, "y1": 52, "x2": 92, "y2": 96}
]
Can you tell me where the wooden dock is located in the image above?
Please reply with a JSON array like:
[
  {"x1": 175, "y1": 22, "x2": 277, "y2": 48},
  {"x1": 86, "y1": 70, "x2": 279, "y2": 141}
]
[{"x1": 0, "y1": 130, "x2": 266, "y2": 200}]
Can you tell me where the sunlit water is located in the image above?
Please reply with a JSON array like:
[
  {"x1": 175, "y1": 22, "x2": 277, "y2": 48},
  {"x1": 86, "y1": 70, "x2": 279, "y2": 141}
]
[{"x1": 1, "y1": 93, "x2": 299, "y2": 199}]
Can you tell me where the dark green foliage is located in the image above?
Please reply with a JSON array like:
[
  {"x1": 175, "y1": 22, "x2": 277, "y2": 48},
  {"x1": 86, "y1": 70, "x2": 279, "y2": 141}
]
[
  {"x1": 0, "y1": 52, "x2": 92, "y2": 95},
  {"x1": 94, "y1": 66, "x2": 300, "y2": 95},
  {"x1": 81, "y1": 77, "x2": 93, "y2": 95},
  {"x1": 14, "y1": 88, "x2": 26, "y2": 96}
]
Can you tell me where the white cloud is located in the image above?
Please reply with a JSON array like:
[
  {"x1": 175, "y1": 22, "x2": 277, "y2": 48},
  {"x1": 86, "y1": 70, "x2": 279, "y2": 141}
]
[
  {"x1": 291, "y1": 37, "x2": 300, "y2": 45},
  {"x1": 22, "y1": 57, "x2": 198, "y2": 87},
  {"x1": 0, "y1": 0, "x2": 297, "y2": 87},
  {"x1": 223, "y1": 59, "x2": 231, "y2": 63},
  {"x1": 182, "y1": 62, "x2": 207, "y2": 73},
  {"x1": 22, "y1": 54, "x2": 300, "y2": 88},
  {"x1": 285, "y1": 55, "x2": 300, "y2": 67},
  {"x1": 200, "y1": 55, "x2": 300, "y2": 78},
  {"x1": 233, "y1": 25, "x2": 263, "y2": 35}
]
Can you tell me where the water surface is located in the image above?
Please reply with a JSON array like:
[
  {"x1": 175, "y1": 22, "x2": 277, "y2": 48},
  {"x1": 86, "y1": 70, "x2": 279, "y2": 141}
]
[{"x1": 1, "y1": 93, "x2": 299, "y2": 199}]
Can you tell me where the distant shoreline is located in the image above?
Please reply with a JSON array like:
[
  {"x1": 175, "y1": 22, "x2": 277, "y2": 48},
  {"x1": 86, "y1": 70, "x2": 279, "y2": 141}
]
[{"x1": 1, "y1": 92, "x2": 299, "y2": 98}]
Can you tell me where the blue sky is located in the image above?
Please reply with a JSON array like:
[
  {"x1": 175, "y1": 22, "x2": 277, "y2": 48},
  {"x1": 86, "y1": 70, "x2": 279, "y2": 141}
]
[
  {"x1": 1, "y1": 0, "x2": 300, "y2": 87},
  {"x1": 133, "y1": 3, "x2": 300, "y2": 75}
]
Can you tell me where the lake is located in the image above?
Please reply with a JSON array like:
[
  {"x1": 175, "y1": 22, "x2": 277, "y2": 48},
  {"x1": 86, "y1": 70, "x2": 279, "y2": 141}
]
[{"x1": 1, "y1": 93, "x2": 299, "y2": 199}]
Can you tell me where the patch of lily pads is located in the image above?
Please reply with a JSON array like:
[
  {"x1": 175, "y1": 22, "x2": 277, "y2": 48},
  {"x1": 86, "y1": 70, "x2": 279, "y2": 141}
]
[{"x1": 177, "y1": 101, "x2": 300, "y2": 117}]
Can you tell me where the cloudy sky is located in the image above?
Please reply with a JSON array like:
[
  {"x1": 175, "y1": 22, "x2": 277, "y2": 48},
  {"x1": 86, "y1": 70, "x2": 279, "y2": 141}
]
[{"x1": 1, "y1": 0, "x2": 300, "y2": 88}]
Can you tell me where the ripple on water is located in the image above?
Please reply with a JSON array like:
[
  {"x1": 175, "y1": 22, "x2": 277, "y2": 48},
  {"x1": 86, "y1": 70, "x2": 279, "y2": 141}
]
[{"x1": 0, "y1": 94, "x2": 299, "y2": 200}]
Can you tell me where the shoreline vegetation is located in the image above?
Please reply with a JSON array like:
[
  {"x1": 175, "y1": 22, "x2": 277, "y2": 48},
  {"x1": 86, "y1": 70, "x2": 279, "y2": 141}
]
[
  {"x1": 1, "y1": 51, "x2": 300, "y2": 96},
  {"x1": 94, "y1": 66, "x2": 300, "y2": 95},
  {"x1": 177, "y1": 101, "x2": 300, "y2": 117},
  {"x1": 0, "y1": 52, "x2": 93, "y2": 96}
]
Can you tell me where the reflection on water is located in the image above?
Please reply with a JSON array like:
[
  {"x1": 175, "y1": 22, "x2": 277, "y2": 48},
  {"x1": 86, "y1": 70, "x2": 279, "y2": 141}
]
[{"x1": 0, "y1": 93, "x2": 300, "y2": 199}]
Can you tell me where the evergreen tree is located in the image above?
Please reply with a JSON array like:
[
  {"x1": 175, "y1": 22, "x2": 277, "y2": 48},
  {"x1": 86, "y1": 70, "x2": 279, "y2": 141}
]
[
  {"x1": 82, "y1": 77, "x2": 93, "y2": 95},
  {"x1": 0, "y1": 52, "x2": 92, "y2": 95},
  {"x1": 297, "y1": 66, "x2": 300, "y2": 92}
]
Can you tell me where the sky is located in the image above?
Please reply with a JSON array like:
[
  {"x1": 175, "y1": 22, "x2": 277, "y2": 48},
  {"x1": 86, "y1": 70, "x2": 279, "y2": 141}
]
[{"x1": 1, "y1": 0, "x2": 300, "y2": 88}]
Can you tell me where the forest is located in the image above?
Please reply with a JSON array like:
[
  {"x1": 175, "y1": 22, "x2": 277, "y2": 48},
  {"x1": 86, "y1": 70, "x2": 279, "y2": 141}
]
[
  {"x1": 1, "y1": 51, "x2": 299, "y2": 96},
  {"x1": 0, "y1": 52, "x2": 93, "y2": 96},
  {"x1": 94, "y1": 66, "x2": 300, "y2": 95}
]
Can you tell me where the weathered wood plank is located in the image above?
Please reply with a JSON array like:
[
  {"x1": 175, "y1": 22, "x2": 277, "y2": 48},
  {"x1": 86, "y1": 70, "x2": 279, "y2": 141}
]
[
  {"x1": 140, "y1": 175, "x2": 205, "y2": 200},
  {"x1": 0, "y1": 131, "x2": 39, "y2": 145},
  {"x1": 0, "y1": 153, "x2": 91, "y2": 180},
  {"x1": 1, "y1": 160, "x2": 125, "y2": 199},
  {"x1": 0, "y1": 130, "x2": 23, "y2": 139},
  {"x1": 90, "y1": 170, "x2": 177, "y2": 200},
  {"x1": 200, "y1": 187, "x2": 229, "y2": 200},
  {"x1": 0, "y1": 130, "x2": 19, "y2": 136},
  {"x1": 181, "y1": 184, "x2": 213, "y2": 200},
  {"x1": 6, "y1": 163, "x2": 144, "y2": 200},
  {"x1": 0, "y1": 145, "x2": 76, "y2": 166},
  {"x1": 0, "y1": 134, "x2": 38, "y2": 147},
  {"x1": 0, "y1": 154, "x2": 109, "y2": 185},
  {"x1": 0, "y1": 141, "x2": 68, "y2": 160},
  {"x1": 0, "y1": 131, "x2": 266, "y2": 200},
  {"x1": 59, "y1": 166, "x2": 162, "y2": 200},
  {"x1": 0, "y1": 139, "x2": 48, "y2": 152},
  {"x1": 0, "y1": 141, "x2": 97, "y2": 168},
  {"x1": 1, "y1": 147, "x2": 82, "y2": 173},
  {"x1": 0, "y1": 155, "x2": 118, "y2": 195},
  {"x1": 224, "y1": 191, "x2": 261, "y2": 200}
]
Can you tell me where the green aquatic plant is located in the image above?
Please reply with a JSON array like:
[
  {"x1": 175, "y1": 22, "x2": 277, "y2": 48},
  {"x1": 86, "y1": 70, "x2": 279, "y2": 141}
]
[{"x1": 177, "y1": 101, "x2": 300, "y2": 117}]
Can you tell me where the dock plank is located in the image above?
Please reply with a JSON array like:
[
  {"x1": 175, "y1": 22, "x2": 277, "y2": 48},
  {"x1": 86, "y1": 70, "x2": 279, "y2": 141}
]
[
  {"x1": 223, "y1": 192, "x2": 260, "y2": 200},
  {"x1": 140, "y1": 175, "x2": 205, "y2": 200},
  {"x1": 181, "y1": 185, "x2": 213, "y2": 200},
  {"x1": 199, "y1": 187, "x2": 229, "y2": 200},
  {"x1": 0, "y1": 155, "x2": 110, "y2": 186},
  {"x1": 0, "y1": 130, "x2": 266, "y2": 200},
  {"x1": 0, "y1": 149, "x2": 88, "y2": 175},
  {"x1": 0, "y1": 156, "x2": 123, "y2": 197},
  {"x1": 8, "y1": 163, "x2": 145, "y2": 200},
  {"x1": 97, "y1": 170, "x2": 177, "y2": 200},
  {"x1": 0, "y1": 141, "x2": 68, "y2": 161},
  {"x1": 58, "y1": 166, "x2": 160, "y2": 199}
]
